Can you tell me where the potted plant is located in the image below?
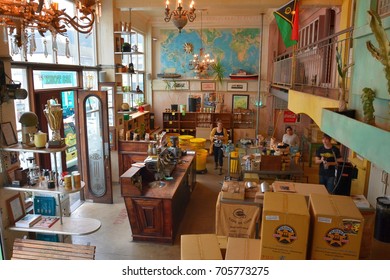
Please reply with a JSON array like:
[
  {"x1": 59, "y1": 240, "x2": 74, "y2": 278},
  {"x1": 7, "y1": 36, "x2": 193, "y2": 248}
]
[{"x1": 211, "y1": 60, "x2": 225, "y2": 86}]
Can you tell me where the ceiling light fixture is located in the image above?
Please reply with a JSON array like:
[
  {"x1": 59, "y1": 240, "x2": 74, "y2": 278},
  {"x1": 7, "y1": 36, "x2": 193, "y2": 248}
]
[
  {"x1": 0, "y1": 0, "x2": 101, "y2": 59},
  {"x1": 164, "y1": 0, "x2": 196, "y2": 33},
  {"x1": 188, "y1": 10, "x2": 214, "y2": 79}
]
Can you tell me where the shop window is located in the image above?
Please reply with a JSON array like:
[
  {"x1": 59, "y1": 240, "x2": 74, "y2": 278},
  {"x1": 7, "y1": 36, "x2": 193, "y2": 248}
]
[{"x1": 378, "y1": 0, "x2": 390, "y2": 17}]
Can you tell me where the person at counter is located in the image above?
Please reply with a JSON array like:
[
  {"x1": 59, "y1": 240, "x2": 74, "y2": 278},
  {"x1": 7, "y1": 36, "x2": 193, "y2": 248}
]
[
  {"x1": 282, "y1": 126, "x2": 300, "y2": 148},
  {"x1": 209, "y1": 119, "x2": 228, "y2": 175},
  {"x1": 315, "y1": 134, "x2": 343, "y2": 193}
]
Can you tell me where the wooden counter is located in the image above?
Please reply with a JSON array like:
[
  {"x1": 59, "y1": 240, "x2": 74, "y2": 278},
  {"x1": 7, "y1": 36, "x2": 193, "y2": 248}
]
[{"x1": 120, "y1": 154, "x2": 196, "y2": 243}]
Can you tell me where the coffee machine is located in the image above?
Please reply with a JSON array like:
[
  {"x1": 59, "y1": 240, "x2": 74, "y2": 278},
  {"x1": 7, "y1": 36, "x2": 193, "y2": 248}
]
[{"x1": 167, "y1": 135, "x2": 181, "y2": 159}]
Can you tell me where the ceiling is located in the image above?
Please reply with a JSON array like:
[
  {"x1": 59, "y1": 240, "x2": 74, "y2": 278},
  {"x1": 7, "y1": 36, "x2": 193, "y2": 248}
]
[{"x1": 114, "y1": 0, "x2": 343, "y2": 24}]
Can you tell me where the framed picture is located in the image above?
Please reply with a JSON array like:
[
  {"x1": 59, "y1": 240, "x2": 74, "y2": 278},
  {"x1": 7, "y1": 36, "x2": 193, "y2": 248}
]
[
  {"x1": 6, "y1": 193, "x2": 25, "y2": 225},
  {"x1": 201, "y1": 82, "x2": 216, "y2": 91},
  {"x1": 232, "y1": 94, "x2": 249, "y2": 110},
  {"x1": 227, "y1": 82, "x2": 248, "y2": 92},
  {"x1": 0, "y1": 122, "x2": 18, "y2": 146},
  {"x1": 109, "y1": 127, "x2": 116, "y2": 151},
  {"x1": 166, "y1": 80, "x2": 190, "y2": 90}
]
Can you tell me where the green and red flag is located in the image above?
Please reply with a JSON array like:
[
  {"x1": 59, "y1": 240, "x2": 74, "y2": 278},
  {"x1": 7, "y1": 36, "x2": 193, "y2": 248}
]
[{"x1": 274, "y1": 0, "x2": 300, "y2": 48}]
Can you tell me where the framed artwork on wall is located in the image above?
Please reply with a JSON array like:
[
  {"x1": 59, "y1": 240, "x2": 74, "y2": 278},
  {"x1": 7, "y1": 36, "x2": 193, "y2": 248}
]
[
  {"x1": 227, "y1": 82, "x2": 248, "y2": 92},
  {"x1": 201, "y1": 82, "x2": 216, "y2": 91},
  {"x1": 0, "y1": 122, "x2": 18, "y2": 146},
  {"x1": 232, "y1": 94, "x2": 249, "y2": 110}
]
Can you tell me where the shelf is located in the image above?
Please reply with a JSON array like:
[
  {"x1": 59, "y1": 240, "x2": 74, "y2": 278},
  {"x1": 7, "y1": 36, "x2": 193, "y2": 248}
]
[
  {"x1": 115, "y1": 71, "x2": 145, "y2": 75},
  {"x1": 1, "y1": 143, "x2": 68, "y2": 154},
  {"x1": 115, "y1": 51, "x2": 144, "y2": 55},
  {"x1": 117, "y1": 91, "x2": 143, "y2": 94},
  {"x1": 9, "y1": 216, "x2": 101, "y2": 236},
  {"x1": 4, "y1": 181, "x2": 85, "y2": 195},
  {"x1": 114, "y1": 31, "x2": 136, "y2": 35}
]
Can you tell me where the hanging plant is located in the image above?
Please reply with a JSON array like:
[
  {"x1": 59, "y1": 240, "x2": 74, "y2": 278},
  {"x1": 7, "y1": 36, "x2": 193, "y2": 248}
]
[{"x1": 361, "y1": 87, "x2": 376, "y2": 125}]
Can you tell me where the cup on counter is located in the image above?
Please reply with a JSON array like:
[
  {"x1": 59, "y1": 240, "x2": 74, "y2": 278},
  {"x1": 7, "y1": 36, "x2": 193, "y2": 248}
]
[
  {"x1": 72, "y1": 171, "x2": 81, "y2": 189},
  {"x1": 64, "y1": 175, "x2": 72, "y2": 190}
]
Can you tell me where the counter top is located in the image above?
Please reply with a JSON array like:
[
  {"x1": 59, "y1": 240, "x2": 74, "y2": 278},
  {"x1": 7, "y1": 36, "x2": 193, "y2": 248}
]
[{"x1": 140, "y1": 154, "x2": 195, "y2": 199}]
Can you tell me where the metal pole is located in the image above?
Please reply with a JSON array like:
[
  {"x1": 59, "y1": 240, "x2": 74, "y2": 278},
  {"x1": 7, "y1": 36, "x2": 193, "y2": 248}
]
[{"x1": 256, "y1": 13, "x2": 264, "y2": 136}]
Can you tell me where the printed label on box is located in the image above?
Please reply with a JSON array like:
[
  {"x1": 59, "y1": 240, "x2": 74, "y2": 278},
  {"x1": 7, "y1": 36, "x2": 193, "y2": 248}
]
[
  {"x1": 266, "y1": 215, "x2": 280, "y2": 221},
  {"x1": 318, "y1": 217, "x2": 332, "y2": 223}
]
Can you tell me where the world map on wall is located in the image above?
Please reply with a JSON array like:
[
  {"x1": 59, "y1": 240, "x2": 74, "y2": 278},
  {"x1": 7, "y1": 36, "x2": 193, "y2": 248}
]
[{"x1": 160, "y1": 28, "x2": 261, "y2": 78}]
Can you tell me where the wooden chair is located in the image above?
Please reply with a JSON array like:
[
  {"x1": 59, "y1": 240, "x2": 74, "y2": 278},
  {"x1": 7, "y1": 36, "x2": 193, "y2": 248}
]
[{"x1": 11, "y1": 238, "x2": 96, "y2": 260}]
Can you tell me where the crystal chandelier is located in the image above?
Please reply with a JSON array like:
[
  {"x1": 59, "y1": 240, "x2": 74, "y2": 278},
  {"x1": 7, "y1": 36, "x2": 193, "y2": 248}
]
[
  {"x1": 164, "y1": 0, "x2": 196, "y2": 33},
  {"x1": 0, "y1": 0, "x2": 101, "y2": 58},
  {"x1": 188, "y1": 10, "x2": 214, "y2": 78}
]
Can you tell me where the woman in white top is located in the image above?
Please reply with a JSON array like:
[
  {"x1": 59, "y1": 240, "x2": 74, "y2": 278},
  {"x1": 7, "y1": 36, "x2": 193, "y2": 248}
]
[{"x1": 282, "y1": 126, "x2": 300, "y2": 148}]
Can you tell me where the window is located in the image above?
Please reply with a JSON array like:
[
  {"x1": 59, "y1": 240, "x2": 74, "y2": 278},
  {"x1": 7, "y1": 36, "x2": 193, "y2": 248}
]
[
  {"x1": 11, "y1": 68, "x2": 30, "y2": 142},
  {"x1": 33, "y1": 71, "x2": 78, "y2": 90},
  {"x1": 120, "y1": 29, "x2": 145, "y2": 107},
  {"x1": 378, "y1": 0, "x2": 390, "y2": 17},
  {"x1": 8, "y1": 0, "x2": 96, "y2": 66},
  {"x1": 298, "y1": 19, "x2": 319, "y2": 49}
]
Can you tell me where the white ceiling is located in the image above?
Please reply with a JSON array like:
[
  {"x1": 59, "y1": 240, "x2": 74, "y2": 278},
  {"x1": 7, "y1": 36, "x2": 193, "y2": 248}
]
[{"x1": 114, "y1": 0, "x2": 343, "y2": 24}]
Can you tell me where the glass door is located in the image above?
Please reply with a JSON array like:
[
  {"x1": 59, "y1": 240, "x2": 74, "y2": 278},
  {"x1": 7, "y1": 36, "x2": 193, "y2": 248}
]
[{"x1": 77, "y1": 90, "x2": 113, "y2": 204}]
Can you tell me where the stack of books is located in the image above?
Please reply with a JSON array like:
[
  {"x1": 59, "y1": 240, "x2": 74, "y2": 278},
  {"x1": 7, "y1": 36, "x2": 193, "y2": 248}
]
[
  {"x1": 33, "y1": 216, "x2": 60, "y2": 229},
  {"x1": 15, "y1": 214, "x2": 42, "y2": 228}
]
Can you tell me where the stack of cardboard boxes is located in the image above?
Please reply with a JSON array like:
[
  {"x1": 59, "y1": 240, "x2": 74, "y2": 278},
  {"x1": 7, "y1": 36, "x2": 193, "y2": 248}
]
[{"x1": 182, "y1": 181, "x2": 365, "y2": 260}]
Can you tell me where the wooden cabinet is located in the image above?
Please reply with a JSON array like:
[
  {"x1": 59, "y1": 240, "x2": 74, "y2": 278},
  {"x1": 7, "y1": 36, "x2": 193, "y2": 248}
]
[
  {"x1": 233, "y1": 110, "x2": 254, "y2": 129},
  {"x1": 118, "y1": 140, "x2": 149, "y2": 176},
  {"x1": 162, "y1": 112, "x2": 232, "y2": 136},
  {"x1": 121, "y1": 154, "x2": 195, "y2": 243}
]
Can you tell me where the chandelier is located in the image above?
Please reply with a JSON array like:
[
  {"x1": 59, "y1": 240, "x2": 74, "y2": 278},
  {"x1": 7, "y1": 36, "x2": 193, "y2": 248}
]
[
  {"x1": 164, "y1": 0, "x2": 196, "y2": 33},
  {"x1": 0, "y1": 0, "x2": 101, "y2": 58},
  {"x1": 188, "y1": 10, "x2": 214, "y2": 78}
]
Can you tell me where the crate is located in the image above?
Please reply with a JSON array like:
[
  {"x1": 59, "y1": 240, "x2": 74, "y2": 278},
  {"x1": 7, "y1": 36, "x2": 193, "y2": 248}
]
[{"x1": 260, "y1": 155, "x2": 282, "y2": 171}]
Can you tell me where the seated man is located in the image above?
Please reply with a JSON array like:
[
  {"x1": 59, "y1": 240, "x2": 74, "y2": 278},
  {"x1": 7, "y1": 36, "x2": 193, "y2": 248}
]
[{"x1": 282, "y1": 126, "x2": 300, "y2": 149}]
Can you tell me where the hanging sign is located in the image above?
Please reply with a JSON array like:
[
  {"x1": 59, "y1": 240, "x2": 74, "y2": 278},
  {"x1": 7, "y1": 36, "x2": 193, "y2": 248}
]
[{"x1": 283, "y1": 110, "x2": 297, "y2": 123}]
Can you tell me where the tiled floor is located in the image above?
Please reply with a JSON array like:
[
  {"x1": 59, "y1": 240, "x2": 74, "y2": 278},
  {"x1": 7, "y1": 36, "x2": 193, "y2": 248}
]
[{"x1": 69, "y1": 154, "x2": 390, "y2": 260}]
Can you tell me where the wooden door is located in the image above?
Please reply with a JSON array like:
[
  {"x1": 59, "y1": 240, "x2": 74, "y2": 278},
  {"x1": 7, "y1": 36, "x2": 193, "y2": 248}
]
[{"x1": 77, "y1": 90, "x2": 113, "y2": 204}]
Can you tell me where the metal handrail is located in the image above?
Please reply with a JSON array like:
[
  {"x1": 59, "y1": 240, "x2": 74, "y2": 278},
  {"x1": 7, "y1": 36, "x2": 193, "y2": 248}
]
[{"x1": 272, "y1": 27, "x2": 354, "y2": 94}]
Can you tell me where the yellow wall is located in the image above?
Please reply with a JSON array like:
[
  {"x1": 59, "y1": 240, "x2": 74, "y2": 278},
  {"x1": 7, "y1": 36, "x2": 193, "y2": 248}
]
[{"x1": 288, "y1": 90, "x2": 338, "y2": 126}]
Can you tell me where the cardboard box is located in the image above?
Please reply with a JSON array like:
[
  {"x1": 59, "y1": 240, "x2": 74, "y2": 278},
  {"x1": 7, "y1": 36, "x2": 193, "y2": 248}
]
[
  {"x1": 260, "y1": 192, "x2": 310, "y2": 260},
  {"x1": 181, "y1": 234, "x2": 223, "y2": 260},
  {"x1": 216, "y1": 193, "x2": 261, "y2": 238},
  {"x1": 217, "y1": 235, "x2": 228, "y2": 259},
  {"x1": 244, "y1": 173, "x2": 259, "y2": 183},
  {"x1": 309, "y1": 194, "x2": 364, "y2": 260},
  {"x1": 225, "y1": 237, "x2": 261, "y2": 260},
  {"x1": 221, "y1": 181, "x2": 245, "y2": 200},
  {"x1": 260, "y1": 155, "x2": 282, "y2": 171},
  {"x1": 273, "y1": 181, "x2": 329, "y2": 205},
  {"x1": 351, "y1": 194, "x2": 375, "y2": 259}
]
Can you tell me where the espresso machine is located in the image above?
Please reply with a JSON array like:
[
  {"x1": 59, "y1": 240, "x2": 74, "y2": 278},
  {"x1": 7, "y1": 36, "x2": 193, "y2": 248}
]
[{"x1": 167, "y1": 135, "x2": 181, "y2": 159}]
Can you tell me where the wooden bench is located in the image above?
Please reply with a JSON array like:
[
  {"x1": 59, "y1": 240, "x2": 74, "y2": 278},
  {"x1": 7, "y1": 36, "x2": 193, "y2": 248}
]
[{"x1": 12, "y1": 238, "x2": 96, "y2": 260}]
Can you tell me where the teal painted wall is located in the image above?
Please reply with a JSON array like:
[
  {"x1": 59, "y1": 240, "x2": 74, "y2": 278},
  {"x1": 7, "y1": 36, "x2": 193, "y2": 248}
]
[{"x1": 351, "y1": 0, "x2": 390, "y2": 127}]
